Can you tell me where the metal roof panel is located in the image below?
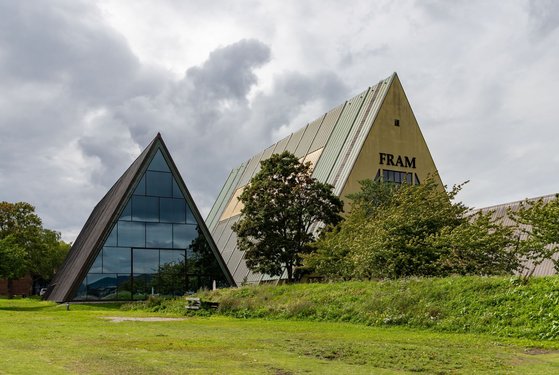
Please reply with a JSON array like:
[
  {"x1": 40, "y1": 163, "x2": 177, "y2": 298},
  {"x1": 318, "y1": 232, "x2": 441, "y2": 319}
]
[{"x1": 312, "y1": 89, "x2": 368, "y2": 183}]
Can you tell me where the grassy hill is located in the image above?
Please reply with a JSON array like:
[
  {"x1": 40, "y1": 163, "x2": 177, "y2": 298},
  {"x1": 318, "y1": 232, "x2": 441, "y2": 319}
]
[{"x1": 128, "y1": 276, "x2": 559, "y2": 341}]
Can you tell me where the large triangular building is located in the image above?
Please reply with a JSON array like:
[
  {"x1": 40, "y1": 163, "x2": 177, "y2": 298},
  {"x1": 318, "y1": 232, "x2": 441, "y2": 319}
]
[
  {"x1": 206, "y1": 73, "x2": 442, "y2": 285},
  {"x1": 46, "y1": 134, "x2": 234, "y2": 302}
]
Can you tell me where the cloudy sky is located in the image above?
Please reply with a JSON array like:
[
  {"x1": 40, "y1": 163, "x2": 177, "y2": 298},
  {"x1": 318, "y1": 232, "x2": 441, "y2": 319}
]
[{"x1": 1, "y1": 0, "x2": 558, "y2": 242}]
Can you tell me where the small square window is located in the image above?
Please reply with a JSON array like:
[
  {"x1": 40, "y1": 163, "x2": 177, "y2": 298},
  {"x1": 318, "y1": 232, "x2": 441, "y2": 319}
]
[{"x1": 394, "y1": 119, "x2": 400, "y2": 127}]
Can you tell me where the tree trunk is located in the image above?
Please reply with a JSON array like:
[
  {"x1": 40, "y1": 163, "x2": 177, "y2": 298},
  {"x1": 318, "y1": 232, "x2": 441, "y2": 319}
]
[{"x1": 286, "y1": 266, "x2": 293, "y2": 284}]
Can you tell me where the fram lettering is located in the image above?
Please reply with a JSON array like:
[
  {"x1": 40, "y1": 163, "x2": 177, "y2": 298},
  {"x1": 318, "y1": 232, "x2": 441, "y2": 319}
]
[{"x1": 379, "y1": 153, "x2": 416, "y2": 169}]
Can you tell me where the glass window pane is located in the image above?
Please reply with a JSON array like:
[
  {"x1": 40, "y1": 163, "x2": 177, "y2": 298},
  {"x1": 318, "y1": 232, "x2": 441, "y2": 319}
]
[
  {"x1": 146, "y1": 223, "x2": 173, "y2": 248},
  {"x1": 117, "y1": 275, "x2": 132, "y2": 300},
  {"x1": 87, "y1": 273, "x2": 117, "y2": 300},
  {"x1": 132, "y1": 196, "x2": 159, "y2": 222},
  {"x1": 147, "y1": 150, "x2": 171, "y2": 172},
  {"x1": 120, "y1": 200, "x2": 132, "y2": 221},
  {"x1": 172, "y1": 178, "x2": 184, "y2": 199},
  {"x1": 406, "y1": 173, "x2": 413, "y2": 184},
  {"x1": 160, "y1": 250, "x2": 185, "y2": 267},
  {"x1": 74, "y1": 279, "x2": 87, "y2": 300},
  {"x1": 134, "y1": 175, "x2": 146, "y2": 195},
  {"x1": 102, "y1": 247, "x2": 131, "y2": 273},
  {"x1": 188, "y1": 241, "x2": 221, "y2": 275},
  {"x1": 133, "y1": 249, "x2": 160, "y2": 274},
  {"x1": 105, "y1": 225, "x2": 117, "y2": 246},
  {"x1": 160, "y1": 198, "x2": 186, "y2": 223},
  {"x1": 146, "y1": 171, "x2": 172, "y2": 197},
  {"x1": 157, "y1": 251, "x2": 186, "y2": 297},
  {"x1": 173, "y1": 224, "x2": 197, "y2": 249},
  {"x1": 186, "y1": 206, "x2": 195, "y2": 224},
  {"x1": 118, "y1": 221, "x2": 145, "y2": 247},
  {"x1": 90, "y1": 251, "x2": 103, "y2": 273},
  {"x1": 133, "y1": 273, "x2": 154, "y2": 300}
]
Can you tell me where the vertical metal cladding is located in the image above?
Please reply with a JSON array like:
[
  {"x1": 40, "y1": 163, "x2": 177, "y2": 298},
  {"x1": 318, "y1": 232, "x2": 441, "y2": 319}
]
[
  {"x1": 221, "y1": 219, "x2": 240, "y2": 265},
  {"x1": 308, "y1": 103, "x2": 344, "y2": 154},
  {"x1": 225, "y1": 227, "x2": 244, "y2": 272},
  {"x1": 206, "y1": 164, "x2": 246, "y2": 231},
  {"x1": 294, "y1": 115, "x2": 325, "y2": 157},
  {"x1": 250, "y1": 144, "x2": 279, "y2": 180},
  {"x1": 312, "y1": 89, "x2": 369, "y2": 183},
  {"x1": 333, "y1": 77, "x2": 392, "y2": 194},
  {"x1": 283, "y1": 127, "x2": 306, "y2": 154},
  {"x1": 232, "y1": 257, "x2": 251, "y2": 283},
  {"x1": 273, "y1": 134, "x2": 292, "y2": 155},
  {"x1": 237, "y1": 151, "x2": 266, "y2": 187},
  {"x1": 327, "y1": 87, "x2": 376, "y2": 185}
]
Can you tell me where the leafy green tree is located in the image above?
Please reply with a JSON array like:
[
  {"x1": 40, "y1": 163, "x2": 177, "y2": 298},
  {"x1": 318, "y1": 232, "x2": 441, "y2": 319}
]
[
  {"x1": 28, "y1": 229, "x2": 71, "y2": 282},
  {"x1": 232, "y1": 151, "x2": 343, "y2": 283},
  {"x1": 306, "y1": 178, "x2": 519, "y2": 280},
  {"x1": 431, "y1": 212, "x2": 519, "y2": 275},
  {"x1": 509, "y1": 196, "x2": 559, "y2": 277},
  {"x1": 155, "y1": 261, "x2": 187, "y2": 296},
  {"x1": 0, "y1": 201, "x2": 70, "y2": 295},
  {"x1": 0, "y1": 235, "x2": 27, "y2": 295},
  {"x1": 0, "y1": 201, "x2": 42, "y2": 240}
]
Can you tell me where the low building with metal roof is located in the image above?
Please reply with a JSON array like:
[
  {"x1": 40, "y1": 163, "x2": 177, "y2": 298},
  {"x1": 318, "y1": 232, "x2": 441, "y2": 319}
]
[
  {"x1": 474, "y1": 194, "x2": 559, "y2": 277},
  {"x1": 206, "y1": 72, "x2": 443, "y2": 285}
]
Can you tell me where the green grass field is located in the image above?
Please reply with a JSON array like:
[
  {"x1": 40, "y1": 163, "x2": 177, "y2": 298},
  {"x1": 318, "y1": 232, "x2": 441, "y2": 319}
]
[{"x1": 1, "y1": 298, "x2": 559, "y2": 374}]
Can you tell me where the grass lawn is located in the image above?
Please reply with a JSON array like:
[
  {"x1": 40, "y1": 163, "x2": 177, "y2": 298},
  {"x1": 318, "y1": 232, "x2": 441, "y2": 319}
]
[{"x1": 1, "y1": 298, "x2": 559, "y2": 374}]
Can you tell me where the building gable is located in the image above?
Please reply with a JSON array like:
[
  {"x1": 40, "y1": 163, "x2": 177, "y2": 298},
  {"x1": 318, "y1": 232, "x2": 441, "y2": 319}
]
[{"x1": 46, "y1": 134, "x2": 234, "y2": 302}]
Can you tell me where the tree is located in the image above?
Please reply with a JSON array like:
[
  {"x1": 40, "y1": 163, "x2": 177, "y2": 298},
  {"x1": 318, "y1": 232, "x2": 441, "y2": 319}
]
[
  {"x1": 0, "y1": 235, "x2": 27, "y2": 292},
  {"x1": 430, "y1": 212, "x2": 520, "y2": 276},
  {"x1": 0, "y1": 201, "x2": 70, "y2": 296},
  {"x1": 509, "y1": 196, "x2": 559, "y2": 277},
  {"x1": 0, "y1": 201, "x2": 42, "y2": 240},
  {"x1": 232, "y1": 151, "x2": 343, "y2": 283},
  {"x1": 306, "y1": 178, "x2": 519, "y2": 280},
  {"x1": 27, "y1": 229, "x2": 71, "y2": 282}
]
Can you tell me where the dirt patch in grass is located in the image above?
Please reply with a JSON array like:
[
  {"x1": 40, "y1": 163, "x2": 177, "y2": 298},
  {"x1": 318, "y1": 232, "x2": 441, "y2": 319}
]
[
  {"x1": 102, "y1": 316, "x2": 186, "y2": 323},
  {"x1": 524, "y1": 348, "x2": 559, "y2": 355},
  {"x1": 266, "y1": 367, "x2": 294, "y2": 375}
]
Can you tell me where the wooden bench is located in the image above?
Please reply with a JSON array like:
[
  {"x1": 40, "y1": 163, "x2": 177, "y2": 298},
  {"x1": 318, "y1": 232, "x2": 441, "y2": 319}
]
[
  {"x1": 185, "y1": 297, "x2": 201, "y2": 310},
  {"x1": 185, "y1": 297, "x2": 219, "y2": 310}
]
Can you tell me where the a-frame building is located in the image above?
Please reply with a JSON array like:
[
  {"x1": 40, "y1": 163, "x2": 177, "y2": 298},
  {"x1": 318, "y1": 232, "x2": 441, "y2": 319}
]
[
  {"x1": 46, "y1": 134, "x2": 234, "y2": 302},
  {"x1": 206, "y1": 73, "x2": 442, "y2": 285}
]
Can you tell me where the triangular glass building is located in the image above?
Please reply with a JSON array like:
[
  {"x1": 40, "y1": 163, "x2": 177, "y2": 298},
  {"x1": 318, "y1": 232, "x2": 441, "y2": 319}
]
[{"x1": 46, "y1": 134, "x2": 234, "y2": 302}]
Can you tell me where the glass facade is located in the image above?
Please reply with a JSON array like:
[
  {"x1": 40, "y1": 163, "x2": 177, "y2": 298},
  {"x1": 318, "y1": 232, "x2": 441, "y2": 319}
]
[
  {"x1": 375, "y1": 169, "x2": 420, "y2": 185},
  {"x1": 73, "y1": 149, "x2": 229, "y2": 301}
]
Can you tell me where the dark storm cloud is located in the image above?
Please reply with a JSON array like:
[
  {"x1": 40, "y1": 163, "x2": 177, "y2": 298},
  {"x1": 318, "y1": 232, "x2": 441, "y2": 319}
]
[
  {"x1": 0, "y1": 0, "x2": 348, "y2": 243},
  {"x1": 100, "y1": 39, "x2": 349, "y2": 214},
  {"x1": 187, "y1": 39, "x2": 271, "y2": 103},
  {"x1": 249, "y1": 71, "x2": 348, "y2": 137},
  {"x1": 0, "y1": 0, "x2": 168, "y2": 238},
  {"x1": 0, "y1": 1, "x2": 164, "y2": 104}
]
